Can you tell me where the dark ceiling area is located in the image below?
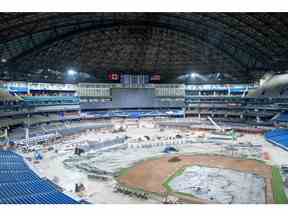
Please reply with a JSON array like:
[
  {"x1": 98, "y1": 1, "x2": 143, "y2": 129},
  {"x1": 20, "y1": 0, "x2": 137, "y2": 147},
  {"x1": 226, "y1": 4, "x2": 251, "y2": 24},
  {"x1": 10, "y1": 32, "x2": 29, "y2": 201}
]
[{"x1": 1, "y1": 12, "x2": 288, "y2": 83}]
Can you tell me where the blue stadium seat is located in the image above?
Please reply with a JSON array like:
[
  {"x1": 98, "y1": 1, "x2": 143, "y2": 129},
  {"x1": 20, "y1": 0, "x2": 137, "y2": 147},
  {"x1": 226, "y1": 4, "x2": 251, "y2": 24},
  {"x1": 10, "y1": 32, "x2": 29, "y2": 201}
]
[
  {"x1": 265, "y1": 129, "x2": 288, "y2": 151},
  {"x1": 0, "y1": 150, "x2": 80, "y2": 204},
  {"x1": 0, "y1": 170, "x2": 41, "y2": 184},
  {"x1": 273, "y1": 112, "x2": 288, "y2": 122}
]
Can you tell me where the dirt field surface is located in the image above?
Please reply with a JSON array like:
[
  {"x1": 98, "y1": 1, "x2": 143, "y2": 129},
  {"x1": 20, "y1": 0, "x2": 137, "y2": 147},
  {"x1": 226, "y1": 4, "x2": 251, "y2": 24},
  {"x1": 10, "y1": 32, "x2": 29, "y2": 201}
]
[{"x1": 117, "y1": 155, "x2": 274, "y2": 204}]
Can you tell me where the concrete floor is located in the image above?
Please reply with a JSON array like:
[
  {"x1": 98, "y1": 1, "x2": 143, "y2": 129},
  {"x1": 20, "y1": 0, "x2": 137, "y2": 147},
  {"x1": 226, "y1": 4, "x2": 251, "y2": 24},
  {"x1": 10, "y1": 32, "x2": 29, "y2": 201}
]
[
  {"x1": 168, "y1": 165, "x2": 266, "y2": 204},
  {"x1": 31, "y1": 151, "x2": 159, "y2": 204},
  {"x1": 22, "y1": 120, "x2": 288, "y2": 204}
]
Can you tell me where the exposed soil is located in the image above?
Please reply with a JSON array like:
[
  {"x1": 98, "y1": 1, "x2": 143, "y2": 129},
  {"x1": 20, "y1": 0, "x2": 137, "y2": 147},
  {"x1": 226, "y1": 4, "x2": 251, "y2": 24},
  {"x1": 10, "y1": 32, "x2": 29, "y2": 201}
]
[{"x1": 117, "y1": 154, "x2": 274, "y2": 204}]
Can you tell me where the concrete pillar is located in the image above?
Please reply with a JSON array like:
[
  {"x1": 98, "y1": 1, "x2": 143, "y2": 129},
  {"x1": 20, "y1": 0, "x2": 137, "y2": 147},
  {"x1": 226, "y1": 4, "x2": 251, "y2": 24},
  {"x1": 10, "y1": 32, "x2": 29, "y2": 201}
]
[
  {"x1": 25, "y1": 113, "x2": 30, "y2": 147},
  {"x1": 183, "y1": 107, "x2": 186, "y2": 119},
  {"x1": 240, "y1": 113, "x2": 244, "y2": 119},
  {"x1": 25, "y1": 127, "x2": 29, "y2": 147},
  {"x1": 27, "y1": 83, "x2": 30, "y2": 95}
]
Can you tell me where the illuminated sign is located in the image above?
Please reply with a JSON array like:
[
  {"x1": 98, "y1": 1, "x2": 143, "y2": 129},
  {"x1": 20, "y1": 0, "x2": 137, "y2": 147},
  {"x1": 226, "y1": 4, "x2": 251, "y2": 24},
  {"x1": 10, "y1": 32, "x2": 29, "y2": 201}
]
[{"x1": 108, "y1": 72, "x2": 120, "y2": 81}]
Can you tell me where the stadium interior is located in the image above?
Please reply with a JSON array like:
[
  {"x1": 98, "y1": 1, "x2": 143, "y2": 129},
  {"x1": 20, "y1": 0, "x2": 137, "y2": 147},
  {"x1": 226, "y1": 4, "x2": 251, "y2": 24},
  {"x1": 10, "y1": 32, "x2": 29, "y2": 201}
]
[{"x1": 1, "y1": 12, "x2": 288, "y2": 204}]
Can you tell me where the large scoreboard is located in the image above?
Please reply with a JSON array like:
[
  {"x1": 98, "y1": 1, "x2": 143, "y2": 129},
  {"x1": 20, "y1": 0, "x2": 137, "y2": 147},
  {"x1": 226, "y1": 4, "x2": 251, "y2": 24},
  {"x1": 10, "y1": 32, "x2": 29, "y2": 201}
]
[{"x1": 111, "y1": 88, "x2": 155, "y2": 108}]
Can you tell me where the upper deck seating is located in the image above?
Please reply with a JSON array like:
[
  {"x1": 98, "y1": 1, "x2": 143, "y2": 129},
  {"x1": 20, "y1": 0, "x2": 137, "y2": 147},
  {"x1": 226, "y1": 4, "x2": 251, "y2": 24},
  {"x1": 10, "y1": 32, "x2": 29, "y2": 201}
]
[
  {"x1": 273, "y1": 112, "x2": 288, "y2": 122},
  {"x1": 22, "y1": 96, "x2": 80, "y2": 106}
]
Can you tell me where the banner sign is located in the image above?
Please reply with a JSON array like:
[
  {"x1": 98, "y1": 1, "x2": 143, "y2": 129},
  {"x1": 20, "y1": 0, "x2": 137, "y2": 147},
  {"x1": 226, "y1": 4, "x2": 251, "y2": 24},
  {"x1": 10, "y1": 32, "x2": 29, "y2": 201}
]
[{"x1": 150, "y1": 74, "x2": 161, "y2": 82}]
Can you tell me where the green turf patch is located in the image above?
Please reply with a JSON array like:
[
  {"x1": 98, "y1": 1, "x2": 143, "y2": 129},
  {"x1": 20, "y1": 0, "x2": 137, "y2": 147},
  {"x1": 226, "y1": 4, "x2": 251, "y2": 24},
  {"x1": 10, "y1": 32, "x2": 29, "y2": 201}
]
[
  {"x1": 162, "y1": 166, "x2": 200, "y2": 200},
  {"x1": 117, "y1": 167, "x2": 131, "y2": 177},
  {"x1": 272, "y1": 166, "x2": 288, "y2": 204},
  {"x1": 162, "y1": 167, "x2": 185, "y2": 193}
]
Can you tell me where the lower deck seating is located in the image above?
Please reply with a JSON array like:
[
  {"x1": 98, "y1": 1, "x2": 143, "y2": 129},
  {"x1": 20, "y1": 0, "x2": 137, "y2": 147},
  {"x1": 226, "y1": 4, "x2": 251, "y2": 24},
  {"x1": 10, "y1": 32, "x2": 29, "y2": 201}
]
[
  {"x1": 0, "y1": 180, "x2": 56, "y2": 200},
  {"x1": 0, "y1": 170, "x2": 41, "y2": 183},
  {"x1": 0, "y1": 150, "x2": 79, "y2": 204},
  {"x1": 0, "y1": 191, "x2": 78, "y2": 204},
  {"x1": 265, "y1": 129, "x2": 288, "y2": 151}
]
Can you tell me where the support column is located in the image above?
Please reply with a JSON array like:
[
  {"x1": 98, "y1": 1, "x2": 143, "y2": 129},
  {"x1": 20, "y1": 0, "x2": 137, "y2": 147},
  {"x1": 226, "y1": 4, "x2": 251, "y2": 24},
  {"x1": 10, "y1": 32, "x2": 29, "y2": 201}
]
[
  {"x1": 183, "y1": 107, "x2": 186, "y2": 119},
  {"x1": 25, "y1": 127, "x2": 29, "y2": 147},
  {"x1": 256, "y1": 115, "x2": 260, "y2": 123},
  {"x1": 240, "y1": 113, "x2": 243, "y2": 119},
  {"x1": 27, "y1": 83, "x2": 30, "y2": 95},
  {"x1": 25, "y1": 113, "x2": 30, "y2": 147}
]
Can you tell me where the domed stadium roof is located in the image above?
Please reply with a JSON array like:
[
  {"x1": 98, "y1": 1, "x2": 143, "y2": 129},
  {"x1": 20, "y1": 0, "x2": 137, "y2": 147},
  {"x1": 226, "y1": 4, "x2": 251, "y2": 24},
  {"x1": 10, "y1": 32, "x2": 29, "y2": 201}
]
[{"x1": 1, "y1": 12, "x2": 288, "y2": 83}]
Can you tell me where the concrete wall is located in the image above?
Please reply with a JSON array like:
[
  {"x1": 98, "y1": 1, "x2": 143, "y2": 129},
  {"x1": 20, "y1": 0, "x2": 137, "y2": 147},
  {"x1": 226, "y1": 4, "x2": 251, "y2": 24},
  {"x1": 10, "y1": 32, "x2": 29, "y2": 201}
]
[{"x1": 248, "y1": 74, "x2": 288, "y2": 97}]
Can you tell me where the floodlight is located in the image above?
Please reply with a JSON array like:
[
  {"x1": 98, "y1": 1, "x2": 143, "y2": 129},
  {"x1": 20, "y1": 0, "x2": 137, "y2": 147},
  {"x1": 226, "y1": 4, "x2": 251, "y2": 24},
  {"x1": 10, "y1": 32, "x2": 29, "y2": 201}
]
[
  {"x1": 67, "y1": 69, "x2": 77, "y2": 76},
  {"x1": 190, "y1": 72, "x2": 197, "y2": 79}
]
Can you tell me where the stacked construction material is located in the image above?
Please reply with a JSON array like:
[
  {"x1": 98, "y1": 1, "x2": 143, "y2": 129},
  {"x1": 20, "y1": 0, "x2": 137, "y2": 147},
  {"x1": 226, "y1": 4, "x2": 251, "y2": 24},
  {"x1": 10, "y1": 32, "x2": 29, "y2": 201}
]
[{"x1": 0, "y1": 150, "x2": 79, "y2": 204}]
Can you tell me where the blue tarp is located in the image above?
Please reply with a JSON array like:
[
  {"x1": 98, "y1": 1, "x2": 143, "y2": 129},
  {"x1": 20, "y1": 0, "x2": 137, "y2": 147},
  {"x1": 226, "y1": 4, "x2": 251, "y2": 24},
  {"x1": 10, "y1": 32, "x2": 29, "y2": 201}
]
[{"x1": 163, "y1": 146, "x2": 178, "y2": 153}]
